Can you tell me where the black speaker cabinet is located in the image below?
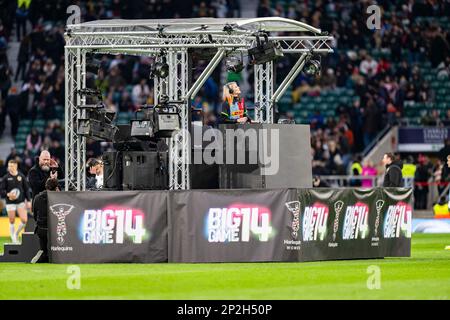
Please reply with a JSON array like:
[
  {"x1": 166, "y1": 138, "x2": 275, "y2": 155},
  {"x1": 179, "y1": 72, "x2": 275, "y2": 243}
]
[
  {"x1": 218, "y1": 123, "x2": 312, "y2": 189},
  {"x1": 102, "y1": 151, "x2": 122, "y2": 190},
  {"x1": 190, "y1": 123, "x2": 220, "y2": 189},
  {"x1": 122, "y1": 151, "x2": 168, "y2": 190}
]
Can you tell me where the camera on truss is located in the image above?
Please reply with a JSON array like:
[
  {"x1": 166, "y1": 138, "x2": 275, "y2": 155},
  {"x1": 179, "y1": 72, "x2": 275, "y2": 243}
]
[
  {"x1": 130, "y1": 95, "x2": 181, "y2": 139},
  {"x1": 76, "y1": 88, "x2": 119, "y2": 141},
  {"x1": 77, "y1": 104, "x2": 118, "y2": 141},
  {"x1": 248, "y1": 33, "x2": 284, "y2": 65}
]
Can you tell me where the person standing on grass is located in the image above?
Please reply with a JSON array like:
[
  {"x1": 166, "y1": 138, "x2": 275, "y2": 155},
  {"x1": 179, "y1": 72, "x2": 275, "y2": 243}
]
[{"x1": 0, "y1": 159, "x2": 31, "y2": 243}]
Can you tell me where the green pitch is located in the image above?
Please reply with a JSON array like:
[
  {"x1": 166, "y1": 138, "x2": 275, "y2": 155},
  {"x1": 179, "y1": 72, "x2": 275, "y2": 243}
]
[{"x1": 0, "y1": 234, "x2": 449, "y2": 299}]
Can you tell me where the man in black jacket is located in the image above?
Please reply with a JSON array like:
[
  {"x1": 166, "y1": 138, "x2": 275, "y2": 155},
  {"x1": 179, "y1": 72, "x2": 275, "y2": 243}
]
[
  {"x1": 31, "y1": 178, "x2": 60, "y2": 263},
  {"x1": 382, "y1": 153, "x2": 404, "y2": 187},
  {"x1": 27, "y1": 150, "x2": 63, "y2": 199}
]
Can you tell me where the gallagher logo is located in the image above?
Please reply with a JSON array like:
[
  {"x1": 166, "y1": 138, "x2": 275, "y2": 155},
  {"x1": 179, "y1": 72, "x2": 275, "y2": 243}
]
[
  {"x1": 80, "y1": 205, "x2": 147, "y2": 244},
  {"x1": 383, "y1": 202, "x2": 412, "y2": 238},
  {"x1": 342, "y1": 202, "x2": 369, "y2": 240},
  {"x1": 205, "y1": 203, "x2": 273, "y2": 243},
  {"x1": 302, "y1": 202, "x2": 329, "y2": 241}
]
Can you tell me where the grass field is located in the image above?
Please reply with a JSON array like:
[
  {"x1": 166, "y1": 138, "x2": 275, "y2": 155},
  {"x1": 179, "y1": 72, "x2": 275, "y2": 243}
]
[{"x1": 0, "y1": 234, "x2": 449, "y2": 299}]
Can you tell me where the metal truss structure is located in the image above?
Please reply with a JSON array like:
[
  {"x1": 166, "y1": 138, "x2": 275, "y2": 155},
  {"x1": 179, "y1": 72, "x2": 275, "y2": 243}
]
[{"x1": 64, "y1": 17, "x2": 333, "y2": 191}]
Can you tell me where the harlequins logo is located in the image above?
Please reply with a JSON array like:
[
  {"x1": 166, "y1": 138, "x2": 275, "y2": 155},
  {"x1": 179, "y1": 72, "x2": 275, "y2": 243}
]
[
  {"x1": 375, "y1": 200, "x2": 385, "y2": 236},
  {"x1": 285, "y1": 201, "x2": 301, "y2": 239},
  {"x1": 50, "y1": 204, "x2": 74, "y2": 245},
  {"x1": 17, "y1": 176, "x2": 22, "y2": 182},
  {"x1": 332, "y1": 201, "x2": 344, "y2": 242}
]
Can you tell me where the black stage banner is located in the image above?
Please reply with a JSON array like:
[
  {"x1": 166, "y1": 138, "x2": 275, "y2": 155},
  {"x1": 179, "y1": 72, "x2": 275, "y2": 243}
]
[
  {"x1": 47, "y1": 188, "x2": 411, "y2": 263},
  {"x1": 293, "y1": 187, "x2": 412, "y2": 262},
  {"x1": 168, "y1": 189, "x2": 299, "y2": 263},
  {"x1": 47, "y1": 191, "x2": 168, "y2": 263}
]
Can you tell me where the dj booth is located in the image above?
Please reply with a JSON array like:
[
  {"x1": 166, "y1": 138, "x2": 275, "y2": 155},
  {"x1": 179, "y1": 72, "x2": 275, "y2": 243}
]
[{"x1": 47, "y1": 187, "x2": 412, "y2": 263}]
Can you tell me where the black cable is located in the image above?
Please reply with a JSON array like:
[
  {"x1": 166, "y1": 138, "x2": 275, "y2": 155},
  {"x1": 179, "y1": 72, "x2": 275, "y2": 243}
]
[{"x1": 104, "y1": 151, "x2": 120, "y2": 189}]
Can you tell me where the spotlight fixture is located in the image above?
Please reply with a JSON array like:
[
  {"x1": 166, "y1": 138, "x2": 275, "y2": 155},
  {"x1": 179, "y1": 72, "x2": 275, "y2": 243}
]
[
  {"x1": 304, "y1": 58, "x2": 321, "y2": 76},
  {"x1": 151, "y1": 56, "x2": 169, "y2": 79},
  {"x1": 225, "y1": 52, "x2": 244, "y2": 73},
  {"x1": 248, "y1": 33, "x2": 284, "y2": 65}
]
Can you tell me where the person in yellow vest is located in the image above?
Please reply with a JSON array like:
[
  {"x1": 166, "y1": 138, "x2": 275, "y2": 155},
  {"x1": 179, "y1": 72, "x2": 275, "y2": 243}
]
[
  {"x1": 402, "y1": 156, "x2": 417, "y2": 178},
  {"x1": 433, "y1": 196, "x2": 449, "y2": 217},
  {"x1": 402, "y1": 156, "x2": 416, "y2": 188},
  {"x1": 349, "y1": 156, "x2": 362, "y2": 187},
  {"x1": 351, "y1": 159, "x2": 363, "y2": 175}
]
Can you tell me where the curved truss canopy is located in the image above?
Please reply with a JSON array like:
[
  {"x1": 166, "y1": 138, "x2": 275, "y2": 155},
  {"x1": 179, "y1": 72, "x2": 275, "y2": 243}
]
[{"x1": 68, "y1": 17, "x2": 323, "y2": 34}]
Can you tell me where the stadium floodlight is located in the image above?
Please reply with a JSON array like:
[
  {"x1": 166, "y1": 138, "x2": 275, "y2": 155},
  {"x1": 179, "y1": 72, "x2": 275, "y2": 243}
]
[{"x1": 248, "y1": 33, "x2": 284, "y2": 65}]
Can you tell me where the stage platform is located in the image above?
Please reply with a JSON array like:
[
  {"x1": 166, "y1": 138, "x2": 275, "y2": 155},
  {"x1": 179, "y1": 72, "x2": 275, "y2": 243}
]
[{"x1": 44, "y1": 187, "x2": 412, "y2": 264}]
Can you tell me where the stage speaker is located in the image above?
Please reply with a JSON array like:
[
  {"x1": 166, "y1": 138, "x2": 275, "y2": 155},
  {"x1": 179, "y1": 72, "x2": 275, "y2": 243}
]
[
  {"x1": 191, "y1": 149, "x2": 219, "y2": 189},
  {"x1": 102, "y1": 151, "x2": 122, "y2": 190},
  {"x1": 122, "y1": 151, "x2": 168, "y2": 190},
  {"x1": 190, "y1": 123, "x2": 219, "y2": 189}
]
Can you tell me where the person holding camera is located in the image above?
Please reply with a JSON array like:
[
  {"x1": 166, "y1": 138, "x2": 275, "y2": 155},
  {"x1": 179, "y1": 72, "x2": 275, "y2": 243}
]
[
  {"x1": 219, "y1": 82, "x2": 252, "y2": 124},
  {"x1": 0, "y1": 159, "x2": 31, "y2": 243},
  {"x1": 27, "y1": 150, "x2": 63, "y2": 199}
]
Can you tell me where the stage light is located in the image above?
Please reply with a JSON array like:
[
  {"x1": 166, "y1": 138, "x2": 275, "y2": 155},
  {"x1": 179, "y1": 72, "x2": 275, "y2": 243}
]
[
  {"x1": 248, "y1": 33, "x2": 283, "y2": 65},
  {"x1": 130, "y1": 96, "x2": 181, "y2": 140},
  {"x1": 304, "y1": 59, "x2": 321, "y2": 76},
  {"x1": 225, "y1": 52, "x2": 244, "y2": 73},
  {"x1": 151, "y1": 56, "x2": 169, "y2": 79}
]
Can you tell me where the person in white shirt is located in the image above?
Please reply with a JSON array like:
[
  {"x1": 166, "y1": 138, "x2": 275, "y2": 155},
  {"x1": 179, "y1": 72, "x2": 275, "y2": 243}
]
[{"x1": 359, "y1": 55, "x2": 378, "y2": 78}]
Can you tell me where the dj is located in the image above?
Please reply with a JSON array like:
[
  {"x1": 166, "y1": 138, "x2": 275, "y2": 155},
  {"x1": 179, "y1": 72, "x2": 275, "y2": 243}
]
[{"x1": 219, "y1": 82, "x2": 252, "y2": 124}]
